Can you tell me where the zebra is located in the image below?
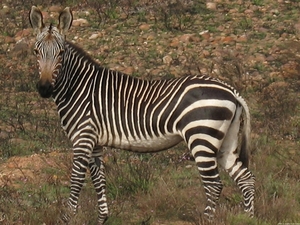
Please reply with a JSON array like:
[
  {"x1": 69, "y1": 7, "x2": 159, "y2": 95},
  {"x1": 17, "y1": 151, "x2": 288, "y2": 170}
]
[{"x1": 29, "y1": 6, "x2": 255, "y2": 224}]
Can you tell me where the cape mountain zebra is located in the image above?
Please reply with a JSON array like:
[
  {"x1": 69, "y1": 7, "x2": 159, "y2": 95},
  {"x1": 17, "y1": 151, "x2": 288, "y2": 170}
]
[{"x1": 29, "y1": 6, "x2": 255, "y2": 224}]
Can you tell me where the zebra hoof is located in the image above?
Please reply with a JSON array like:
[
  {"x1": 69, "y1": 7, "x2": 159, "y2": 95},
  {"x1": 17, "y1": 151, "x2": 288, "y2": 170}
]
[
  {"x1": 203, "y1": 206, "x2": 216, "y2": 222},
  {"x1": 98, "y1": 216, "x2": 108, "y2": 225}
]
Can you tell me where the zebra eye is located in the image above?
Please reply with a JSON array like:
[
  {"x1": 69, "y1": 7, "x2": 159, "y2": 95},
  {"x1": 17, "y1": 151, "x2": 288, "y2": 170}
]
[{"x1": 33, "y1": 49, "x2": 39, "y2": 56}]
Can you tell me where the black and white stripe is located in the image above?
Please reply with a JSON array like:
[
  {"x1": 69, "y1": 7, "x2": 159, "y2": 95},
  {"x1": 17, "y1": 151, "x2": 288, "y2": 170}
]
[{"x1": 30, "y1": 6, "x2": 255, "y2": 224}]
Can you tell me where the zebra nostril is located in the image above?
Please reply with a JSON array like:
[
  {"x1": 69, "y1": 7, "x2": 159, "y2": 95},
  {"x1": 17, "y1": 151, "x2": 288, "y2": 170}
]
[{"x1": 36, "y1": 80, "x2": 53, "y2": 98}]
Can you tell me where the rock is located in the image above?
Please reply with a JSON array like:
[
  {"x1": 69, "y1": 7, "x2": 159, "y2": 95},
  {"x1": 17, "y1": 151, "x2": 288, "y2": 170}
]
[
  {"x1": 4, "y1": 36, "x2": 14, "y2": 44},
  {"x1": 41, "y1": 11, "x2": 49, "y2": 20},
  {"x1": 199, "y1": 30, "x2": 210, "y2": 40},
  {"x1": 271, "y1": 9, "x2": 279, "y2": 15},
  {"x1": 14, "y1": 29, "x2": 31, "y2": 42},
  {"x1": 72, "y1": 18, "x2": 89, "y2": 27},
  {"x1": 156, "y1": 45, "x2": 164, "y2": 54},
  {"x1": 179, "y1": 34, "x2": 194, "y2": 43},
  {"x1": 294, "y1": 23, "x2": 300, "y2": 33},
  {"x1": 0, "y1": 131, "x2": 9, "y2": 139},
  {"x1": 244, "y1": 9, "x2": 253, "y2": 14},
  {"x1": 222, "y1": 36, "x2": 235, "y2": 44},
  {"x1": 206, "y1": 2, "x2": 217, "y2": 10},
  {"x1": 178, "y1": 55, "x2": 187, "y2": 64},
  {"x1": 202, "y1": 50, "x2": 210, "y2": 57},
  {"x1": 151, "y1": 68, "x2": 164, "y2": 77},
  {"x1": 49, "y1": 5, "x2": 61, "y2": 12},
  {"x1": 257, "y1": 27, "x2": 268, "y2": 33},
  {"x1": 269, "y1": 72, "x2": 282, "y2": 79},
  {"x1": 280, "y1": 32, "x2": 288, "y2": 38},
  {"x1": 139, "y1": 24, "x2": 151, "y2": 31},
  {"x1": 236, "y1": 35, "x2": 247, "y2": 42},
  {"x1": 229, "y1": 8, "x2": 238, "y2": 13},
  {"x1": 170, "y1": 37, "x2": 180, "y2": 47},
  {"x1": 281, "y1": 61, "x2": 299, "y2": 79},
  {"x1": 163, "y1": 55, "x2": 172, "y2": 65},
  {"x1": 9, "y1": 138, "x2": 27, "y2": 145},
  {"x1": 145, "y1": 33, "x2": 155, "y2": 41},
  {"x1": 83, "y1": 11, "x2": 91, "y2": 16},
  {"x1": 121, "y1": 66, "x2": 135, "y2": 75},
  {"x1": 190, "y1": 35, "x2": 201, "y2": 42},
  {"x1": 266, "y1": 55, "x2": 276, "y2": 62},
  {"x1": 12, "y1": 38, "x2": 29, "y2": 54},
  {"x1": 0, "y1": 6, "x2": 9, "y2": 15},
  {"x1": 89, "y1": 33, "x2": 100, "y2": 40},
  {"x1": 170, "y1": 67, "x2": 181, "y2": 77},
  {"x1": 254, "y1": 53, "x2": 266, "y2": 63}
]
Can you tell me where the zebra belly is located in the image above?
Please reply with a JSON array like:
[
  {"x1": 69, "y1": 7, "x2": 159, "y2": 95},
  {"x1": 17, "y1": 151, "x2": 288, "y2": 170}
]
[{"x1": 101, "y1": 134, "x2": 183, "y2": 153}]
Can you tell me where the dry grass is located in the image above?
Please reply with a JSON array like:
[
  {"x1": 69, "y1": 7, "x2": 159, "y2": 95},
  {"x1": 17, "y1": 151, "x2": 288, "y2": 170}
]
[{"x1": 0, "y1": 0, "x2": 300, "y2": 224}]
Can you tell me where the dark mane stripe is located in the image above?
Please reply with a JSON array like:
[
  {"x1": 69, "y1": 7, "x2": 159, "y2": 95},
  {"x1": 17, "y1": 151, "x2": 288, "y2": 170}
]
[{"x1": 66, "y1": 40, "x2": 100, "y2": 66}]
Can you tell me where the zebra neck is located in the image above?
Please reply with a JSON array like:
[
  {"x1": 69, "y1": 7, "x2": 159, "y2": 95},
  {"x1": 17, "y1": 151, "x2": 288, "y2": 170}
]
[{"x1": 53, "y1": 41, "x2": 104, "y2": 103}]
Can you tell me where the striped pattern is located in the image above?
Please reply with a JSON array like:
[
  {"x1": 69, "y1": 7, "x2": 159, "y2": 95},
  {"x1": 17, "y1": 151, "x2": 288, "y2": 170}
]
[{"x1": 30, "y1": 6, "x2": 255, "y2": 225}]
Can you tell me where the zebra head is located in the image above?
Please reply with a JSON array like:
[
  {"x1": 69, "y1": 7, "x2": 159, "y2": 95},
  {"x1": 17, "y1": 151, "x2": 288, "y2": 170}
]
[{"x1": 29, "y1": 6, "x2": 73, "y2": 98}]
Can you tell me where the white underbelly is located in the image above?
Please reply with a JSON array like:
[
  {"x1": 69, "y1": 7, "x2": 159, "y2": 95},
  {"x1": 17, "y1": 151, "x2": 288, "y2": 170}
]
[{"x1": 100, "y1": 134, "x2": 183, "y2": 153}]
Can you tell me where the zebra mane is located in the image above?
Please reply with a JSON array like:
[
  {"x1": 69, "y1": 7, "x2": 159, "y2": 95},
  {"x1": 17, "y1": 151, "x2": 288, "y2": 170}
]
[
  {"x1": 66, "y1": 40, "x2": 101, "y2": 67},
  {"x1": 49, "y1": 23, "x2": 53, "y2": 32},
  {"x1": 197, "y1": 74, "x2": 238, "y2": 94},
  {"x1": 65, "y1": 40, "x2": 240, "y2": 98}
]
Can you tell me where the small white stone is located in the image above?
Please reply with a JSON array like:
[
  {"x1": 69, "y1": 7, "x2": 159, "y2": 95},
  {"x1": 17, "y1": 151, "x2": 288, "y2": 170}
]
[
  {"x1": 89, "y1": 33, "x2": 99, "y2": 40},
  {"x1": 206, "y1": 2, "x2": 217, "y2": 10},
  {"x1": 163, "y1": 55, "x2": 172, "y2": 65},
  {"x1": 72, "y1": 18, "x2": 89, "y2": 27}
]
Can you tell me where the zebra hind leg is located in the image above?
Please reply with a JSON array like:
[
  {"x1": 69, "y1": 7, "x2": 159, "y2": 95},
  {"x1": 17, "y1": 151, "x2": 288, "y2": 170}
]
[
  {"x1": 219, "y1": 156, "x2": 255, "y2": 217},
  {"x1": 192, "y1": 148, "x2": 223, "y2": 220},
  {"x1": 217, "y1": 111, "x2": 255, "y2": 217},
  {"x1": 233, "y1": 165, "x2": 255, "y2": 217},
  {"x1": 89, "y1": 147, "x2": 108, "y2": 225}
]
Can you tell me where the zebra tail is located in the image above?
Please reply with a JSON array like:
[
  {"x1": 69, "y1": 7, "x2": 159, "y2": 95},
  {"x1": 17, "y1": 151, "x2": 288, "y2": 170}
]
[{"x1": 237, "y1": 95, "x2": 251, "y2": 168}]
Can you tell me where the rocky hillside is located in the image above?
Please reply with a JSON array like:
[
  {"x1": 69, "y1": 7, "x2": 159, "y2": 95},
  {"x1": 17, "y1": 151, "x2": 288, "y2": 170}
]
[{"x1": 0, "y1": 1, "x2": 299, "y2": 224}]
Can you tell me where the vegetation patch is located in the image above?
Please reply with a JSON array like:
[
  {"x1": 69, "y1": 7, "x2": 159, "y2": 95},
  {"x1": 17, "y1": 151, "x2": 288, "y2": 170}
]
[{"x1": 0, "y1": 0, "x2": 299, "y2": 224}]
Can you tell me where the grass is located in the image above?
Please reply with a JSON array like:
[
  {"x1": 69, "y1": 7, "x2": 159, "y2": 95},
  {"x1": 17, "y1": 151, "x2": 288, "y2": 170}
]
[{"x1": 0, "y1": 0, "x2": 300, "y2": 224}]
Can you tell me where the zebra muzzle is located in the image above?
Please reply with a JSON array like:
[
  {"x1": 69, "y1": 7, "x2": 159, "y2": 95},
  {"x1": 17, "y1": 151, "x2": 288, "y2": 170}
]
[{"x1": 36, "y1": 80, "x2": 53, "y2": 98}]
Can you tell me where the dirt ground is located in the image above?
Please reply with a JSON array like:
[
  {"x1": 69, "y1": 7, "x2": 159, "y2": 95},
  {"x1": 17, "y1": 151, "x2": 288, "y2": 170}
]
[{"x1": 0, "y1": 151, "x2": 72, "y2": 188}]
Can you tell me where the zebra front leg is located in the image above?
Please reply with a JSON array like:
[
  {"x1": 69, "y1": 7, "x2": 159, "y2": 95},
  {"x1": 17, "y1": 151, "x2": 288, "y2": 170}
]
[
  {"x1": 89, "y1": 147, "x2": 108, "y2": 225},
  {"x1": 61, "y1": 148, "x2": 91, "y2": 223}
]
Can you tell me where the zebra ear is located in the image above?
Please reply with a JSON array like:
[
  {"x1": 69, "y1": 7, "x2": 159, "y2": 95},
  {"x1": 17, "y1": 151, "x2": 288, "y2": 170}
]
[
  {"x1": 58, "y1": 7, "x2": 73, "y2": 35},
  {"x1": 29, "y1": 6, "x2": 44, "y2": 34}
]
